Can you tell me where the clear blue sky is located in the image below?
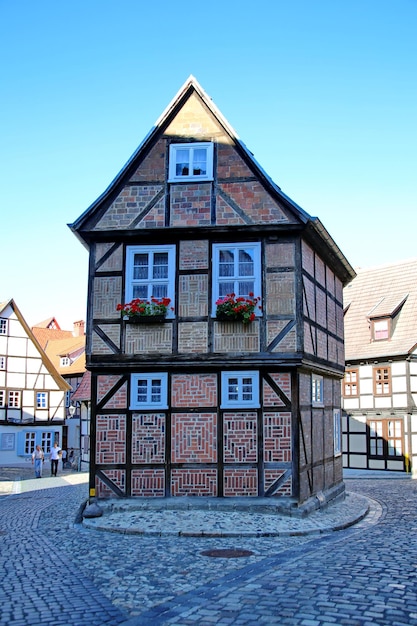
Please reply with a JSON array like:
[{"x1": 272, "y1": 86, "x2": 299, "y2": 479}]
[{"x1": 1, "y1": 0, "x2": 416, "y2": 330}]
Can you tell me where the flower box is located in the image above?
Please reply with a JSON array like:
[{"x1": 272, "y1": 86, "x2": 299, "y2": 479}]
[
  {"x1": 215, "y1": 293, "x2": 261, "y2": 325},
  {"x1": 124, "y1": 315, "x2": 166, "y2": 324}
]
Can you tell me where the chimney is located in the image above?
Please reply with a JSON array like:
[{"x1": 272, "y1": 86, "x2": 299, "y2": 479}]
[{"x1": 73, "y1": 320, "x2": 85, "y2": 337}]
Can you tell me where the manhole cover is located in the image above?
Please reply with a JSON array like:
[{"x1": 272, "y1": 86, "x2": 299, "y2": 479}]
[{"x1": 201, "y1": 548, "x2": 254, "y2": 558}]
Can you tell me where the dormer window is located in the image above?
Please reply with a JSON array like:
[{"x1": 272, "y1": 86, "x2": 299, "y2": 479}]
[
  {"x1": 168, "y1": 142, "x2": 213, "y2": 182},
  {"x1": 372, "y1": 318, "x2": 390, "y2": 341},
  {"x1": 60, "y1": 357, "x2": 71, "y2": 367}
]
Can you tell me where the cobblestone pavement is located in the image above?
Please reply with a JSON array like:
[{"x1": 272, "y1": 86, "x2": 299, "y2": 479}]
[{"x1": 1, "y1": 468, "x2": 416, "y2": 625}]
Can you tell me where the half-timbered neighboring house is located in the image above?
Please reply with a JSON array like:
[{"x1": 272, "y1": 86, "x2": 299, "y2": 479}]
[
  {"x1": 70, "y1": 76, "x2": 355, "y2": 504},
  {"x1": 342, "y1": 258, "x2": 417, "y2": 474},
  {"x1": 0, "y1": 300, "x2": 70, "y2": 465}
]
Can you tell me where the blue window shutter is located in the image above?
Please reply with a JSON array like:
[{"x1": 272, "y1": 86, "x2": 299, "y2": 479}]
[{"x1": 17, "y1": 432, "x2": 26, "y2": 455}]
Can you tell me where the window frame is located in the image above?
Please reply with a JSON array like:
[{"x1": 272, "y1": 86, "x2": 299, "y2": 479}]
[
  {"x1": 36, "y1": 392, "x2": 49, "y2": 409},
  {"x1": 168, "y1": 142, "x2": 214, "y2": 182},
  {"x1": 130, "y1": 373, "x2": 168, "y2": 410},
  {"x1": 212, "y1": 242, "x2": 261, "y2": 317},
  {"x1": 0, "y1": 390, "x2": 5, "y2": 407},
  {"x1": 373, "y1": 366, "x2": 391, "y2": 396},
  {"x1": 343, "y1": 368, "x2": 359, "y2": 398},
  {"x1": 0, "y1": 356, "x2": 5, "y2": 370},
  {"x1": 333, "y1": 409, "x2": 342, "y2": 456},
  {"x1": 0, "y1": 319, "x2": 7, "y2": 335},
  {"x1": 8, "y1": 390, "x2": 21, "y2": 408},
  {"x1": 221, "y1": 371, "x2": 260, "y2": 409},
  {"x1": 312, "y1": 374, "x2": 324, "y2": 406},
  {"x1": 125, "y1": 245, "x2": 176, "y2": 317},
  {"x1": 371, "y1": 317, "x2": 390, "y2": 341}
]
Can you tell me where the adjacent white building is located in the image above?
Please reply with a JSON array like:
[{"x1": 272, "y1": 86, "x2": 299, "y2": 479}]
[
  {"x1": 0, "y1": 300, "x2": 70, "y2": 466},
  {"x1": 342, "y1": 259, "x2": 417, "y2": 475}
]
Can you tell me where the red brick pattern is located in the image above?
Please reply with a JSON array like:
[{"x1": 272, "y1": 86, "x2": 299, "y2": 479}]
[
  {"x1": 93, "y1": 276, "x2": 122, "y2": 318},
  {"x1": 171, "y1": 469, "x2": 217, "y2": 496},
  {"x1": 96, "y1": 470, "x2": 126, "y2": 497},
  {"x1": 220, "y1": 181, "x2": 289, "y2": 224},
  {"x1": 217, "y1": 143, "x2": 254, "y2": 179},
  {"x1": 303, "y1": 276, "x2": 316, "y2": 321},
  {"x1": 96, "y1": 186, "x2": 164, "y2": 230},
  {"x1": 263, "y1": 373, "x2": 291, "y2": 407},
  {"x1": 95, "y1": 242, "x2": 123, "y2": 271},
  {"x1": 171, "y1": 413, "x2": 217, "y2": 463},
  {"x1": 264, "y1": 469, "x2": 292, "y2": 496},
  {"x1": 301, "y1": 240, "x2": 315, "y2": 275},
  {"x1": 178, "y1": 322, "x2": 208, "y2": 352},
  {"x1": 266, "y1": 272, "x2": 295, "y2": 315},
  {"x1": 132, "y1": 413, "x2": 165, "y2": 463},
  {"x1": 224, "y1": 413, "x2": 257, "y2": 462},
  {"x1": 92, "y1": 330, "x2": 119, "y2": 355},
  {"x1": 97, "y1": 375, "x2": 124, "y2": 403},
  {"x1": 131, "y1": 469, "x2": 165, "y2": 496},
  {"x1": 264, "y1": 412, "x2": 292, "y2": 462},
  {"x1": 224, "y1": 468, "x2": 258, "y2": 496},
  {"x1": 215, "y1": 194, "x2": 247, "y2": 225},
  {"x1": 125, "y1": 324, "x2": 172, "y2": 354},
  {"x1": 266, "y1": 242, "x2": 295, "y2": 268},
  {"x1": 171, "y1": 374, "x2": 217, "y2": 407},
  {"x1": 214, "y1": 321, "x2": 259, "y2": 352},
  {"x1": 170, "y1": 183, "x2": 211, "y2": 227},
  {"x1": 178, "y1": 275, "x2": 208, "y2": 317},
  {"x1": 135, "y1": 197, "x2": 166, "y2": 229},
  {"x1": 96, "y1": 414, "x2": 126, "y2": 464},
  {"x1": 130, "y1": 141, "x2": 166, "y2": 182},
  {"x1": 179, "y1": 240, "x2": 208, "y2": 269}
]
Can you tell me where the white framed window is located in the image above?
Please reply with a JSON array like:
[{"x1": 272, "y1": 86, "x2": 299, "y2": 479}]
[
  {"x1": 8, "y1": 390, "x2": 21, "y2": 408},
  {"x1": 212, "y1": 243, "x2": 261, "y2": 315},
  {"x1": 41, "y1": 431, "x2": 53, "y2": 452},
  {"x1": 221, "y1": 371, "x2": 260, "y2": 409},
  {"x1": 0, "y1": 356, "x2": 5, "y2": 370},
  {"x1": 168, "y1": 142, "x2": 214, "y2": 182},
  {"x1": 125, "y1": 245, "x2": 175, "y2": 316},
  {"x1": 0, "y1": 390, "x2": 5, "y2": 407},
  {"x1": 130, "y1": 373, "x2": 168, "y2": 410},
  {"x1": 25, "y1": 432, "x2": 36, "y2": 455},
  {"x1": 36, "y1": 392, "x2": 48, "y2": 409},
  {"x1": 333, "y1": 409, "x2": 342, "y2": 456},
  {"x1": 0, "y1": 319, "x2": 7, "y2": 335},
  {"x1": 312, "y1": 374, "x2": 324, "y2": 406},
  {"x1": 60, "y1": 357, "x2": 71, "y2": 367}
]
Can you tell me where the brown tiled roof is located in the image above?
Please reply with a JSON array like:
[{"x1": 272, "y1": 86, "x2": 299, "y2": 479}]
[
  {"x1": 44, "y1": 336, "x2": 86, "y2": 375},
  {"x1": 343, "y1": 258, "x2": 417, "y2": 361},
  {"x1": 71, "y1": 370, "x2": 91, "y2": 402},
  {"x1": 32, "y1": 327, "x2": 73, "y2": 349}
]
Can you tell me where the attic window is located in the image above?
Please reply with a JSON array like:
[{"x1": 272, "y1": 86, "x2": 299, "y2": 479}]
[
  {"x1": 168, "y1": 142, "x2": 213, "y2": 182},
  {"x1": 372, "y1": 318, "x2": 390, "y2": 341},
  {"x1": 60, "y1": 357, "x2": 71, "y2": 367},
  {"x1": 0, "y1": 319, "x2": 7, "y2": 335}
]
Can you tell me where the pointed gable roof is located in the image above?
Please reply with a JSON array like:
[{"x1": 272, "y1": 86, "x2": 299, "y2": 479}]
[
  {"x1": 69, "y1": 76, "x2": 355, "y2": 284},
  {"x1": 0, "y1": 299, "x2": 71, "y2": 391},
  {"x1": 343, "y1": 258, "x2": 417, "y2": 361}
]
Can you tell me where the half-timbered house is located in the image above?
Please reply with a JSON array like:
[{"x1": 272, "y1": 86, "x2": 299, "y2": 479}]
[
  {"x1": 342, "y1": 258, "x2": 417, "y2": 475},
  {"x1": 0, "y1": 300, "x2": 70, "y2": 465},
  {"x1": 70, "y1": 76, "x2": 355, "y2": 504}
]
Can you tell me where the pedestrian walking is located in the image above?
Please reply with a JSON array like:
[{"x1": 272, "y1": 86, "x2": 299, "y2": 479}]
[
  {"x1": 61, "y1": 448, "x2": 67, "y2": 469},
  {"x1": 49, "y1": 442, "x2": 61, "y2": 476},
  {"x1": 31, "y1": 445, "x2": 44, "y2": 478}
]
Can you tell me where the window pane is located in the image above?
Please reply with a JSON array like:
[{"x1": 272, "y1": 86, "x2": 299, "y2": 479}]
[
  {"x1": 238, "y1": 249, "x2": 254, "y2": 277},
  {"x1": 242, "y1": 378, "x2": 253, "y2": 401},
  {"x1": 219, "y1": 250, "x2": 235, "y2": 277},
  {"x1": 176, "y1": 149, "x2": 190, "y2": 176},
  {"x1": 192, "y1": 148, "x2": 207, "y2": 175},
  {"x1": 153, "y1": 253, "x2": 168, "y2": 279},
  {"x1": 132, "y1": 285, "x2": 147, "y2": 299},
  {"x1": 151, "y1": 379, "x2": 162, "y2": 403},
  {"x1": 151, "y1": 284, "x2": 168, "y2": 299},
  {"x1": 238, "y1": 281, "x2": 255, "y2": 297},
  {"x1": 136, "y1": 380, "x2": 147, "y2": 403},
  {"x1": 228, "y1": 378, "x2": 239, "y2": 401},
  {"x1": 133, "y1": 254, "x2": 149, "y2": 280}
]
